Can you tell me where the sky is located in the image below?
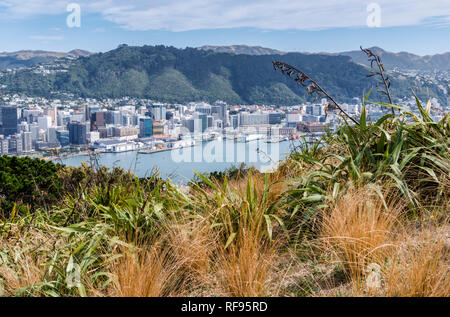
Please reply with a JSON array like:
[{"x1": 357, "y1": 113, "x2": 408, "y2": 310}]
[{"x1": 0, "y1": 0, "x2": 450, "y2": 55}]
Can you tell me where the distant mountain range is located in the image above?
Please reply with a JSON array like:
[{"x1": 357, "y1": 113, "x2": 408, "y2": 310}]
[
  {"x1": 199, "y1": 45, "x2": 286, "y2": 56},
  {"x1": 198, "y1": 45, "x2": 450, "y2": 72},
  {"x1": 0, "y1": 49, "x2": 91, "y2": 70},
  {"x1": 2, "y1": 45, "x2": 448, "y2": 73},
  {"x1": 338, "y1": 47, "x2": 450, "y2": 72},
  {"x1": 0, "y1": 45, "x2": 445, "y2": 105}
]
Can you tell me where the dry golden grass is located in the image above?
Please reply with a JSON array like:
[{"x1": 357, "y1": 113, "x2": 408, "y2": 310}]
[
  {"x1": 166, "y1": 217, "x2": 216, "y2": 291},
  {"x1": 383, "y1": 226, "x2": 450, "y2": 297},
  {"x1": 0, "y1": 227, "x2": 55, "y2": 296},
  {"x1": 0, "y1": 252, "x2": 44, "y2": 296},
  {"x1": 216, "y1": 204, "x2": 277, "y2": 297},
  {"x1": 110, "y1": 240, "x2": 180, "y2": 297},
  {"x1": 321, "y1": 188, "x2": 400, "y2": 287},
  {"x1": 320, "y1": 187, "x2": 450, "y2": 297}
]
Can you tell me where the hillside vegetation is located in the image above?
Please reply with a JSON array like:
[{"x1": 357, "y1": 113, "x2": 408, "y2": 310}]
[
  {"x1": 0, "y1": 92, "x2": 448, "y2": 297},
  {"x1": 1, "y1": 45, "x2": 446, "y2": 105}
]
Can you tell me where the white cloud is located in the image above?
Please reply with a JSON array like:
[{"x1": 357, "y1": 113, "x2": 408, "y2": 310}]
[{"x1": 1, "y1": 0, "x2": 450, "y2": 31}]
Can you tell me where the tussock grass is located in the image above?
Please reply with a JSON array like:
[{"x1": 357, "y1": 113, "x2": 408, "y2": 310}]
[
  {"x1": 217, "y1": 205, "x2": 277, "y2": 297},
  {"x1": 320, "y1": 188, "x2": 449, "y2": 297},
  {"x1": 383, "y1": 226, "x2": 450, "y2": 297},
  {"x1": 111, "y1": 241, "x2": 180, "y2": 297},
  {"x1": 320, "y1": 188, "x2": 400, "y2": 295}
]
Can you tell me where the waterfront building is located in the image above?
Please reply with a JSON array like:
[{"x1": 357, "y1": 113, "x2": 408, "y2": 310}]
[
  {"x1": 152, "y1": 120, "x2": 165, "y2": 136},
  {"x1": 139, "y1": 117, "x2": 153, "y2": 138},
  {"x1": 239, "y1": 112, "x2": 269, "y2": 126}
]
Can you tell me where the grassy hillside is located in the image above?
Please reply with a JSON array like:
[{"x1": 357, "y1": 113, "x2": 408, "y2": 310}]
[{"x1": 0, "y1": 94, "x2": 448, "y2": 297}]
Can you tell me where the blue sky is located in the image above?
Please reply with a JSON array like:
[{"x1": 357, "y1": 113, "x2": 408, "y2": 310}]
[{"x1": 1, "y1": 0, "x2": 449, "y2": 55}]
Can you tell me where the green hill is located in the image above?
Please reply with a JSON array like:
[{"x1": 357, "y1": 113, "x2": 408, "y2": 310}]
[{"x1": 0, "y1": 45, "x2": 445, "y2": 105}]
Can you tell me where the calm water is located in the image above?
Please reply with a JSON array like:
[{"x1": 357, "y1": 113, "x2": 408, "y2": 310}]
[{"x1": 56, "y1": 139, "x2": 298, "y2": 183}]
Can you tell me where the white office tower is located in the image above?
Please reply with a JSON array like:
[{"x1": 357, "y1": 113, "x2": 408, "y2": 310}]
[
  {"x1": 70, "y1": 113, "x2": 84, "y2": 123},
  {"x1": 112, "y1": 111, "x2": 122, "y2": 125},
  {"x1": 214, "y1": 100, "x2": 228, "y2": 126},
  {"x1": 18, "y1": 121, "x2": 29, "y2": 133},
  {"x1": 38, "y1": 115, "x2": 52, "y2": 130},
  {"x1": 22, "y1": 132, "x2": 33, "y2": 152},
  {"x1": 39, "y1": 129, "x2": 47, "y2": 142},
  {"x1": 88, "y1": 131, "x2": 100, "y2": 143},
  {"x1": 195, "y1": 102, "x2": 212, "y2": 115},
  {"x1": 57, "y1": 111, "x2": 70, "y2": 127},
  {"x1": 313, "y1": 105, "x2": 322, "y2": 116},
  {"x1": 194, "y1": 118, "x2": 202, "y2": 134},
  {"x1": 150, "y1": 103, "x2": 167, "y2": 121},
  {"x1": 48, "y1": 127, "x2": 58, "y2": 143},
  {"x1": 23, "y1": 109, "x2": 41, "y2": 124},
  {"x1": 30, "y1": 123, "x2": 40, "y2": 141},
  {"x1": 287, "y1": 113, "x2": 301, "y2": 123}
]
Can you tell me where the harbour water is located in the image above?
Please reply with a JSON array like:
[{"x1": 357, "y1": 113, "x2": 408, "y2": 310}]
[{"x1": 56, "y1": 139, "x2": 298, "y2": 183}]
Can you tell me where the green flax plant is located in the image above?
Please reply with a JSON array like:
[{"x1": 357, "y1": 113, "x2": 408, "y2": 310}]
[
  {"x1": 281, "y1": 92, "x2": 449, "y2": 238},
  {"x1": 188, "y1": 169, "x2": 285, "y2": 247}
]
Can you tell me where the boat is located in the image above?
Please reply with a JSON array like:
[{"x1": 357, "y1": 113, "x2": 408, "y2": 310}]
[
  {"x1": 239, "y1": 134, "x2": 265, "y2": 143},
  {"x1": 138, "y1": 147, "x2": 171, "y2": 154},
  {"x1": 265, "y1": 136, "x2": 284, "y2": 143}
]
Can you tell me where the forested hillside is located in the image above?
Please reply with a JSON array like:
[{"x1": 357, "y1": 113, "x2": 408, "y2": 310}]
[{"x1": 0, "y1": 45, "x2": 445, "y2": 105}]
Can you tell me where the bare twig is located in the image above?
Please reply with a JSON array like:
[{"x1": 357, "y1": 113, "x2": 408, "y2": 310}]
[
  {"x1": 360, "y1": 46, "x2": 395, "y2": 115},
  {"x1": 272, "y1": 61, "x2": 360, "y2": 125}
]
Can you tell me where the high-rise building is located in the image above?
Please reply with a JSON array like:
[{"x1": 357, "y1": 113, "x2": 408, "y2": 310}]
[
  {"x1": 48, "y1": 127, "x2": 59, "y2": 144},
  {"x1": 68, "y1": 122, "x2": 88, "y2": 145},
  {"x1": 0, "y1": 136, "x2": 9, "y2": 155},
  {"x1": 149, "y1": 103, "x2": 167, "y2": 121},
  {"x1": 56, "y1": 130, "x2": 70, "y2": 146},
  {"x1": 18, "y1": 121, "x2": 29, "y2": 133},
  {"x1": 214, "y1": 101, "x2": 228, "y2": 126},
  {"x1": 90, "y1": 111, "x2": 109, "y2": 131},
  {"x1": 22, "y1": 132, "x2": 33, "y2": 152},
  {"x1": 0, "y1": 106, "x2": 18, "y2": 137},
  {"x1": 269, "y1": 113, "x2": 282, "y2": 125},
  {"x1": 139, "y1": 117, "x2": 153, "y2": 138},
  {"x1": 182, "y1": 118, "x2": 195, "y2": 133},
  {"x1": 313, "y1": 105, "x2": 322, "y2": 116},
  {"x1": 231, "y1": 115, "x2": 239, "y2": 129},
  {"x1": 239, "y1": 112, "x2": 269, "y2": 126},
  {"x1": 152, "y1": 120, "x2": 164, "y2": 136},
  {"x1": 112, "y1": 111, "x2": 122, "y2": 125},
  {"x1": 29, "y1": 123, "x2": 40, "y2": 142},
  {"x1": 305, "y1": 105, "x2": 314, "y2": 115},
  {"x1": 165, "y1": 111, "x2": 174, "y2": 121},
  {"x1": 112, "y1": 127, "x2": 139, "y2": 137},
  {"x1": 196, "y1": 103, "x2": 212, "y2": 115},
  {"x1": 194, "y1": 113, "x2": 208, "y2": 132},
  {"x1": 8, "y1": 134, "x2": 23, "y2": 154},
  {"x1": 38, "y1": 115, "x2": 52, "y2": 131},
  {"x1": 44, "y1": 108, "x2": 57, "y2": 126}
]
